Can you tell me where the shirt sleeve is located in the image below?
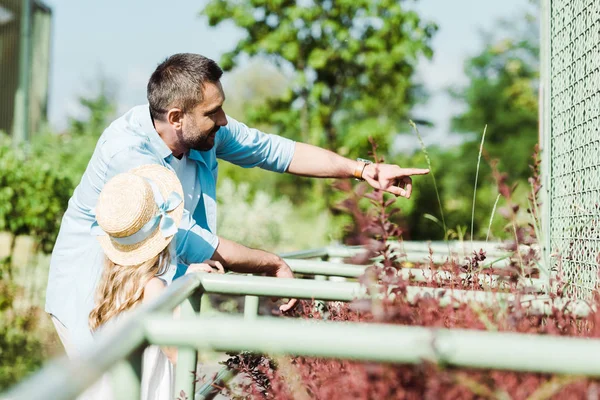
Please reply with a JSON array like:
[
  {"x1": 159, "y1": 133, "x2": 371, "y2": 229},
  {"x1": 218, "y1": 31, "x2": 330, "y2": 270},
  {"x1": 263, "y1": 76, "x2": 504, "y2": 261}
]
[
  {"x1": 215, "y1": 116, "x2": 296, "y2": 173},
  {"x1": 175, "y1": 209, "x2": 220, "y2": 265},
  {"x1": 104, "y1": 146, "x2": 219, "y2": 265}
]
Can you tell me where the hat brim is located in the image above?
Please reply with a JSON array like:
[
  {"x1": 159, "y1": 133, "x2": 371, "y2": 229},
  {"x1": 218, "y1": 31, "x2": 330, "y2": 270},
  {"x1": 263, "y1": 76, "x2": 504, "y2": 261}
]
[{"x1": 97, "y1": 164, "x2": 184, "y2": 266}]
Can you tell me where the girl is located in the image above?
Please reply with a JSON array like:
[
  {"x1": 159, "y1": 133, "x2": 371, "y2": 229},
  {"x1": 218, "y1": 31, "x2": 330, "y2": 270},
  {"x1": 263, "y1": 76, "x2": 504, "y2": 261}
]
[{"x1": 89, "y1": 164, "x2": 222, "y2": 399}]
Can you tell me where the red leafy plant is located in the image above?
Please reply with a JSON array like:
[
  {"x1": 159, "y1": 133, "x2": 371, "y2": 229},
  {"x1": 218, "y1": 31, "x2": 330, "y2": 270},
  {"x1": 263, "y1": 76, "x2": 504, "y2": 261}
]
[{"x1": 221, "y1": 148, "x2": 600, "y2": 399}]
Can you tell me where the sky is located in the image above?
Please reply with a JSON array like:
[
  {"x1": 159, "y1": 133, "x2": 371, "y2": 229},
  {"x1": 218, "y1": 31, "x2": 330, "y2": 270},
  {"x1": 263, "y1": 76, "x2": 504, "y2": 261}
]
[{"x1": 42, "y1": 0, "x2": 532, "y2": 152}]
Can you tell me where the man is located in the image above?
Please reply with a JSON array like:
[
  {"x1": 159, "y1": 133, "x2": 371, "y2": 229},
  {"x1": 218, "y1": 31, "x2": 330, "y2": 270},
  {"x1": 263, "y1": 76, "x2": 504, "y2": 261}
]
[{"x1": 45, "y1": 53, "x2": 429, "y2": 355}]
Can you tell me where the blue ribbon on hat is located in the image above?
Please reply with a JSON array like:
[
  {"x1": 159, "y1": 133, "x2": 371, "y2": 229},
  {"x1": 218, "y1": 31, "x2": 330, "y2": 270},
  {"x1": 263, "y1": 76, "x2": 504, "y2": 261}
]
[{"x1": 91, "y1": 178, "x2": 183, "y2": 245}]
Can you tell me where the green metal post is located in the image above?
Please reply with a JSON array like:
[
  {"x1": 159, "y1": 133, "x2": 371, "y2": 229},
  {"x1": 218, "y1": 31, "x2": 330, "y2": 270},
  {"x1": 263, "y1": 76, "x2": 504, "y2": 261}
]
[
  {"x1": 313, "y1": 274, "x2": 327, "y2": 316},
  {"x1": 110, "y1": 348, "x2": 143, "y2": 400},
  {"x1": 174, "y1": 291, "x2": 203, "y2": 399},
  {"x1": 244, "y1": 295, "x2": 259, "y2": 320},
  {"x1": 12, "y1": 0, "x2": 32, "y2": 144},
  {"x1": 540, "y1": 0, "x2": 552, "y2": 287},
  {"x1": 244, "y1": 273, "x2": 260, "y2": 320},
  {"x1": 196, "y1": 366, "x2": 237, "y2": 400}
]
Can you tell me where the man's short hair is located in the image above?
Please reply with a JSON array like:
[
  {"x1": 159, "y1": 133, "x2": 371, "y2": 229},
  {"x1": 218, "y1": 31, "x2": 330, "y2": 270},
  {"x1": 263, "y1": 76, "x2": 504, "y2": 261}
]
[{"x1": 147, "y1": 53, "x2": 223, "y2": 121}]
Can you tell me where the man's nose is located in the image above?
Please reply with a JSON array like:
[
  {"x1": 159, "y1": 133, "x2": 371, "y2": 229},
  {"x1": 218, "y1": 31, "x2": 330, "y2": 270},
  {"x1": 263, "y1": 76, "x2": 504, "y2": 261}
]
[{"x1": 216, "y1": 109, "x2": 228, "y2": 126}]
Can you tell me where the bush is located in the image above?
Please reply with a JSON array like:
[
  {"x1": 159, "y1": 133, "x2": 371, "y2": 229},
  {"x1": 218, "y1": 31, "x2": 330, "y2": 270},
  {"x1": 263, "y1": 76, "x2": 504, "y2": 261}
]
[
  {"x1": 217, "y1": 178, "x2": 338, "y2": 252},
  {"x1": 0, "y1": 135, "x2": 73, "y2": 254},
  {"x1": 217, "y1": 178, "x2": 294, "y2": 251},
  {"x1": 220, "y1": 179, "x2": 600, "y2": 399},
  {"x1": 0, "y1": 262, "x2": 46, "y2": 390}
]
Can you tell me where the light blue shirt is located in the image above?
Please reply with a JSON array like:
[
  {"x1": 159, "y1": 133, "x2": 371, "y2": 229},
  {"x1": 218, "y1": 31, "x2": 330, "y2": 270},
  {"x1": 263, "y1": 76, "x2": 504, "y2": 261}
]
[{"x1": 45, "y1": 105, "x2": 296, "y2": 351}]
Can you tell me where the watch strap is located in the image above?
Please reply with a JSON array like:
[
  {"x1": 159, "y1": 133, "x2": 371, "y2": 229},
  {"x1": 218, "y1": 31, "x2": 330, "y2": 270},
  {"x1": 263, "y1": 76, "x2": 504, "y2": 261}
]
[{"x1": 353, "y1": 158, "x2": 372, "y2": 180}]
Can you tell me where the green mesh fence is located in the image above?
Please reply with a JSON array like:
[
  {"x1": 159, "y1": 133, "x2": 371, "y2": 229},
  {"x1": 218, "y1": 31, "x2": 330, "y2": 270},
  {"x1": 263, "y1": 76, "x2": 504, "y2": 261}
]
[{"x1": 546, "y1": 0, "x2": 600, "y2": 299}]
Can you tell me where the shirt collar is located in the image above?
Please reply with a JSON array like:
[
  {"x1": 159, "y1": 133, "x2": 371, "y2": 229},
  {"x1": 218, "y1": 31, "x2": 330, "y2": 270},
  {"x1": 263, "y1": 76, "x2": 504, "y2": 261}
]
[
  {"x1": 134, "y1": 104, "x2": 211, "y2": 167},
  {"x1": 188, "y1": 149, "x2": 210, "y2": 169},
  {"x1": 135, "y1": 104, "x2": 173, "y2": 160}
]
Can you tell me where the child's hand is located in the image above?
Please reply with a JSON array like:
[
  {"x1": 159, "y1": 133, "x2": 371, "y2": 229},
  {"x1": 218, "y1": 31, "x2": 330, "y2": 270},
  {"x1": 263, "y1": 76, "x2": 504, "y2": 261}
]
[{"x1": 186, "y1": 260, "x2": 225, "y2": 274}]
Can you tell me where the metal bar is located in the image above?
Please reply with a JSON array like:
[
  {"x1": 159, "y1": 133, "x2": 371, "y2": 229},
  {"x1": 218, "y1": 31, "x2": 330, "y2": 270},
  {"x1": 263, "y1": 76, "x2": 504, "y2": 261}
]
[
  {"x1": 145, "y1": 316, "x2": 600, "y2": 377},
  {"x1": 2, "y1": 274, "x2": 204, "y2": 400},
  {"x1": 321, "y1": 247, "x2": 520, "y2": 270},
  {"x1": 196, "y1": 366, "x2": 237, "y2": 400},
  {"x1": 174, "y1": 291, "x2": 203, "y2": 399},
  {"x1": 279, "y1": 247, "x2": 330, "y2": 259},
  {"x1": 285, "y1": 259, "x2": 365, "y2": 277},
  {"x1": 201, "y1": 274, "x2": 586, "y2": 316},
  {"x1": 110, "y1": 348, "x2": 143, "y2": 400},
  {"x1": 405, "y1": 286, "x2": 591, "y2": 317},
  {"x1": 313, "y1": 274, "x2": 328, "y2": 315},
  {"x1": 244, "y1": 295, "x2": 259, "y2": 320},
  {"x1": 540, "y1": 0, "x2": 553, "y2": 287},
  {"x1": 323, "y1": 242, "x2": 535, "y2": 260},
  {"x1": 201, "y1": 273, "x2": 365, "y2": 302},
  {"x1": 286, "y1": 259, "x2": 548, "y2": 292},
  {"x1": 384, "y1": 253, "x2": 514, "y2": 268}
]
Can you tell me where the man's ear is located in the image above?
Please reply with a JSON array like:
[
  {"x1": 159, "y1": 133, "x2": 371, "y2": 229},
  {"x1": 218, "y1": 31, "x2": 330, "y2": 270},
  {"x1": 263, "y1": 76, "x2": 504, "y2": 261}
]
[{"x1": 166, "y1": 108, "x2": 184, "y2": 130}]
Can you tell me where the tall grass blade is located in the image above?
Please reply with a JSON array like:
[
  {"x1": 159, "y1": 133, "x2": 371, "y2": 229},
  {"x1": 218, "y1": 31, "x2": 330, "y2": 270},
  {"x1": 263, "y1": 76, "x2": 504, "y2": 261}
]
[
  {"x1": 471, "y1": 125, "x2": 487, "y2": 250},
  {"x1": 486, "y1": 194, "x2": 501, "y2": 243},
  {"x1": 409, "y1": 120, "x2": 447, "y2": 240},
  {"x1": 529, "y1": 183, "x2": 549, "y2": 280}
]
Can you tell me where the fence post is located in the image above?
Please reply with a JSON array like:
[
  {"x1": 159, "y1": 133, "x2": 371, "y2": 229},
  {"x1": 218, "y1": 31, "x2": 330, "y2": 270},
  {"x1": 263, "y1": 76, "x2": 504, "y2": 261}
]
[
  {"x1": 244, "y1": 273, "x2": 260, "y2": 320},
  {"x1": 174, "y1": 290, "x2": 203, "y2": 399},
  {"x1": 539, "y1": 0, "x2": 552, "y2": 289},
  {"x1": 314, "y1": 274, "x2": 328, "y2": 316},
  {"x1": 111, "y1": 347, "x2": 143, "y2": 400},
  {"x1": 244, "y1": 295, "x2": 259, "y2": 320}
]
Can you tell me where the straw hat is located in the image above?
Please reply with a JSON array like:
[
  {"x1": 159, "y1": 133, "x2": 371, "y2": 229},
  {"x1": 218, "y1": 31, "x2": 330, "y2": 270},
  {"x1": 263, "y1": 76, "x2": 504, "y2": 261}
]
[{"x1": 92, "y1": 164, "x2": 184, "y2": 266}]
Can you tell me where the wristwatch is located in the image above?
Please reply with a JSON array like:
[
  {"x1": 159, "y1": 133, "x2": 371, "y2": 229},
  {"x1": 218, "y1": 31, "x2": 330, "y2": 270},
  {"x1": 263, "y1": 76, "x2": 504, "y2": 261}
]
[{"x1": 353, "y1": 158, "x2": 373, "y2": 181}]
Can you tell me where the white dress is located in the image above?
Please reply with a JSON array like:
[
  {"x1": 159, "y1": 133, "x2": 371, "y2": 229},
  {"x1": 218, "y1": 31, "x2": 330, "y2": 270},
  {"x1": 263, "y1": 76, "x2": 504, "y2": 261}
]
[
  {"x1": 141, "y1": 344, "x2": 175, "y2": 400},
  {"x1": 86, "y1": 274, "x2": 176, "y2": 400},
  {"x1": 139, "y1": 272, "x2": 176, "y2": 400},
  {"x1": 80, "y1": 337, "x2": 175, "y2": 400}
]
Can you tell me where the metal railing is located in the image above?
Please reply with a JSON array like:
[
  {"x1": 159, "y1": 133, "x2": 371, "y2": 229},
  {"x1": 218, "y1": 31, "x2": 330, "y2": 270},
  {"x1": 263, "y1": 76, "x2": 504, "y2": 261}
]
[
  {"x1": 285, "y1": 258, "x2": 548, "y2": 291},
  {"x1": 3, "y1": 242, "x2": 582, "y2": 400}
]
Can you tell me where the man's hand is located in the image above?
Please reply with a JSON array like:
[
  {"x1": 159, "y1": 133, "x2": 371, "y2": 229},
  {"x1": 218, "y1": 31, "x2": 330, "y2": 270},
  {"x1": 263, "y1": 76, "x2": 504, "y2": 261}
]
[
  {"x1": 362, "y1": 163, "x2": 429, "y2": 199},
  {"x1": 265, "y1": 258, "x2": 298, "y2": 313},
  {"x1": 212, "y1": 237, "x2": 298, "y2": 313}
]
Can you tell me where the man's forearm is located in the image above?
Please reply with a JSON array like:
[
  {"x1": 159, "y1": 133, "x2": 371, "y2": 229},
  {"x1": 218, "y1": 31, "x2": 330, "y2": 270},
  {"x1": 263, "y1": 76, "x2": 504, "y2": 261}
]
[
  {"x1": 286, "y1": 142, "x2": 360, "y2": 179},
  {"x1": 211, "y1": 236, "x2": 285, "y2": 274}
]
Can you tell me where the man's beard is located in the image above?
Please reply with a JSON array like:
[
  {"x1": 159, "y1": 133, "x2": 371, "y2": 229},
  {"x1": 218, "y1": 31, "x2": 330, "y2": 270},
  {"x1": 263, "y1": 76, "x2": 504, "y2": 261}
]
[{"x1": 182, "y1": 125, "x2": 219, "y2": 151}]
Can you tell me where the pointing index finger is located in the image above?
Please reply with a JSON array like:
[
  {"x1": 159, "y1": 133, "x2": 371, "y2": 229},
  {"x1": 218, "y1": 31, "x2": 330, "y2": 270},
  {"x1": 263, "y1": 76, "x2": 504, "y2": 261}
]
[{"x1": 401, "y1": 168, "x2": 430, "y2": 176}]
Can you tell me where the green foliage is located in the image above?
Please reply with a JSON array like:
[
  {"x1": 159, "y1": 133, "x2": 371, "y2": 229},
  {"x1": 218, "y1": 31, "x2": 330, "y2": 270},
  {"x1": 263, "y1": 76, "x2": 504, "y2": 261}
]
[
  {"x1": 399, "y1": 5, "x2": 540, "y2": 241},
  {"x1": 216, "y1": 178, "x2": 336, "y2": 252},
  {"x1": 0, "y1": 136, "x2": 73, "y2": 254},
  {"x1": 31, "y1": 81, "x2": 117, "y2": 186},
  {"x1": 218, "y1": 60, "x2": 319, "y2": 204},
  {"x1": 30, "y1": 131, "x2": 98, "y2": 187},
  {"x1": 388, "y1": 143, "x2": 514, "y2": 241},
  {"x1": 201, "y1": 0, "x2": 437, "y2": 157},
  {"x1": 222, "y1": 59, "x2": 288, "y2": 123},
  {"x1": 0, "y1": 262, "x2": 45, "y2": 390},
  {"x1": 217, "y1": 178, "x2": 293, "y2": 250},
  {"x1": 68, "y1": 80, "x2": 117, "y2": 138},
  {"x1": 450, "y1": 6, "x2": 539, "y2": 181}
]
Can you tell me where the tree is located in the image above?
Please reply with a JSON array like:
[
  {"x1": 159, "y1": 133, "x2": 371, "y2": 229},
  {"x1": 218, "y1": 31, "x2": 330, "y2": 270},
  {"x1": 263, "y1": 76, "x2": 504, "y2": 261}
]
[
  {"x1": 68, "y1": 78, "x2": 117, "y2": 137},
  {"x1": 31, "y1": 79, "x2": 118, "y2": 185},
  {"x1": 450, "y1": 5, "x2": 539, "y2": 182},
  {"x1": 394, "y1": 3, "x2": 540, "y2": 241},
  {"x1": 201, "y1": 0, "x2": 437, "y2": 157}
]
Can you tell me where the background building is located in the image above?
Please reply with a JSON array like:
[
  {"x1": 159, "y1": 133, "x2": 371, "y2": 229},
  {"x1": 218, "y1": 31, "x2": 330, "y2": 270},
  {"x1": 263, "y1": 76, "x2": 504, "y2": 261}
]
[{"x1": 0, "y1": 0, "x2": 52, "y2": 142}]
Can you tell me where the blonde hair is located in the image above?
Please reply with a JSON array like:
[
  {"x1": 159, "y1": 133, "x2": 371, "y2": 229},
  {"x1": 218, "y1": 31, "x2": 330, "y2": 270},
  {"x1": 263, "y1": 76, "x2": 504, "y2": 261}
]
[{"x1": 89, "y1": 247, "x2": 171, "y2": 331}]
